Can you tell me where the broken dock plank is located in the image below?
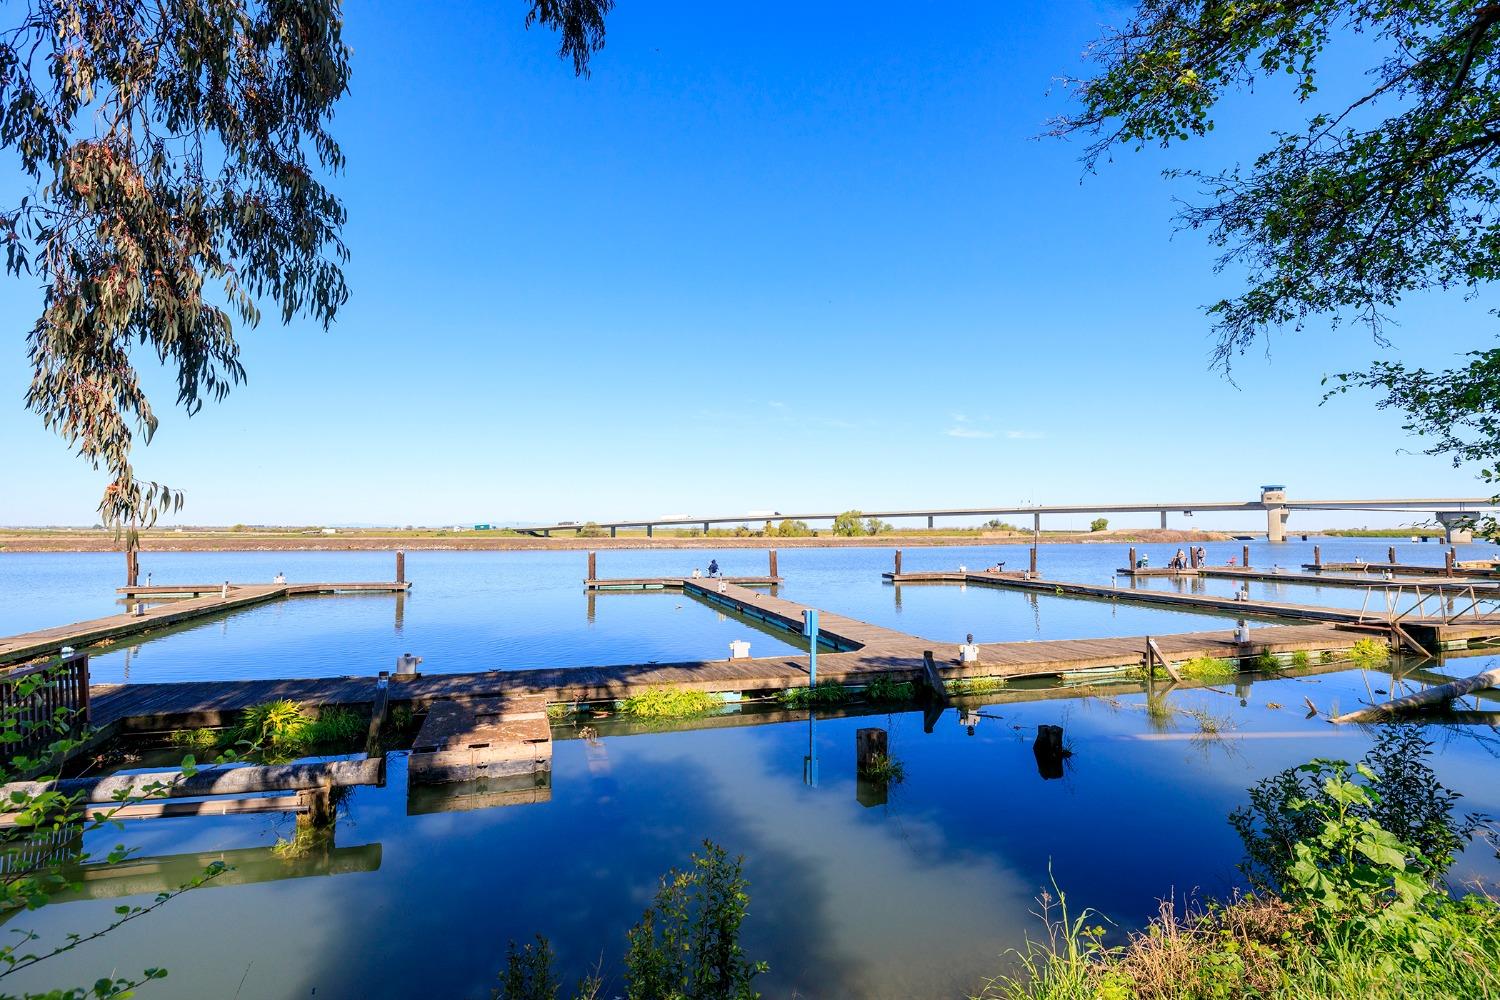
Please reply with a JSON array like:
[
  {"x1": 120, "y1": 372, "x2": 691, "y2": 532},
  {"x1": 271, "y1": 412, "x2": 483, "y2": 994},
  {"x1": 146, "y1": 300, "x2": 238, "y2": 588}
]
[{"x1": 407, "y1": 695, "x2": 552, "y2": 785}]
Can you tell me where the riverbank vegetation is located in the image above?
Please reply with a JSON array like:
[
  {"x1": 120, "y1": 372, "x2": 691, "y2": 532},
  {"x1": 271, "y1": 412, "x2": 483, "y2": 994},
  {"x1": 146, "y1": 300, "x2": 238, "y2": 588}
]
[
  {"x1": 619, "y1": 688, "x2": 720, "y2": 719},
  {"x1": 976, "y1": 728, "x2": 1498, "y2": 1000}
]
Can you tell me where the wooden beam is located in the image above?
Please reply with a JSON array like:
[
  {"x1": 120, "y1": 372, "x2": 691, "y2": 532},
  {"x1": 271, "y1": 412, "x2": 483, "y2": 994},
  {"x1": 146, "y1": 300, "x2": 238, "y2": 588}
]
[{"x1": 5, "y1": 757, "x2": 384, "y2": 804}]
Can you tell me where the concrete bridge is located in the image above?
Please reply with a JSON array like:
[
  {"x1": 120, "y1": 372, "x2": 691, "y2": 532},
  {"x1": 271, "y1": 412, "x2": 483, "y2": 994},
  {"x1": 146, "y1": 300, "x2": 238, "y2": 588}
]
[{"x1": 507, "y1": 487, "x2": 1497, "y2": 544}]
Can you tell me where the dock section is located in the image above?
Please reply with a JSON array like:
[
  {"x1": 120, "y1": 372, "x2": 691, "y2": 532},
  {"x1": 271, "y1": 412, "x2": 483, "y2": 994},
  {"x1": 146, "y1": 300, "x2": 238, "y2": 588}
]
[{"x1": 0, "y1": 580, "x2": 412, "y2": 666}]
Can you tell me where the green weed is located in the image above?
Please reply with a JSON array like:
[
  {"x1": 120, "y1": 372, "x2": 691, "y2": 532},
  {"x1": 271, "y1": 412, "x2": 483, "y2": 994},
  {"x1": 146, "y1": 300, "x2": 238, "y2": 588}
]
[
  {"x1": 862, "y1": 752, "x2": 907, "y2": 783},
  {"x1": 949, "y1": 676, "x2": 1008, "y2": 695},
  {"x1": 778, "y1": 681, "x2": 850, "y2": 708},
  {"x1": 1291, "y1": 650, "x2": 1311, "y2": 668},
  {"x1": 1178, "y1": 656, "x2": 1237, "y2": 681},
  {"x1": 620, "y1": 687, "x2": 720, "y2": 719},
  {"x1": 1349, "y1": 638, "x2": 1391, "y2": 666},
  {"x1": 862, "y1": 676, "x2": 916, "y2": 702}
]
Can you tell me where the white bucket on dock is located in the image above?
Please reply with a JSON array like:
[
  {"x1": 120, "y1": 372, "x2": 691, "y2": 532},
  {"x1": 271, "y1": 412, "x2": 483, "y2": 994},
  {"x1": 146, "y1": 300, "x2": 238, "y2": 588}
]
[{"x1": 729, "y1": 640, "x2": 752, "y2": 660}]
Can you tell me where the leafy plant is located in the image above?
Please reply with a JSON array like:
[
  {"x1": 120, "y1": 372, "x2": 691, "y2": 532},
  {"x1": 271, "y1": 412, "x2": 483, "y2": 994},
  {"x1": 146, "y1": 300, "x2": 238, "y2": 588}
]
[
  {"x1": 304, "y1": 707, "x2": 364, "y2": 745},
  {"x1": 238, "y1": 699, "x2": 311, "y2": 753},
  {"x1": 168, "y1": 727, "x2": 226, "y2": 753},
  {"x1": 1349, "y1": 639, "x2": 1391, "y2": 666},
  {"x1": 949, "y1": 676, "x2": 1007, "y2": 695},
  {"x1": 778, "y1": 681, "x2": 849, "y2": 708},
  {"x1": 1230, "y1": 726, "x2": 1482, "y2": 894},
  {"x1": 620, "y1": 688, "x2": 719, "y2": 720},
  {"x1": 624, "y1": 840, "x2": 766, "y2": 1000},
  {"x1": 863, "y1": 752, "x2": 906, "y2": 783},
  {"x1": 1089, "y1": 518, "x2": 1109, "y2": 532},
  {"x1": 1291, "y1": 650, "x2": 1311, "y2": 668},
  {"x1": 862, "y1": 676, "x2": 915, "y2": 703},
  {"x1": 1178, "y1": 656, "x2": 1236, "y2": 681}
]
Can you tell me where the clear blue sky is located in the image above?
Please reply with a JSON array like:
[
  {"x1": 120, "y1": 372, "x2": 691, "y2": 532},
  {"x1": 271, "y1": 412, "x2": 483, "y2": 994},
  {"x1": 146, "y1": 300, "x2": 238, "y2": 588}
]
[{"x1": 2, "y1": 2, "x2": 1492, "y2": 530}]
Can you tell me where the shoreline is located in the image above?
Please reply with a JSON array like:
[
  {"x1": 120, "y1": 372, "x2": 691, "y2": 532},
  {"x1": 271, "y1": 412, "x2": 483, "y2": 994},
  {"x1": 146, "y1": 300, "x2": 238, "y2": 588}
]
[{"x1": 0, "y1": 528, "x2": 1238, "y2": 554}]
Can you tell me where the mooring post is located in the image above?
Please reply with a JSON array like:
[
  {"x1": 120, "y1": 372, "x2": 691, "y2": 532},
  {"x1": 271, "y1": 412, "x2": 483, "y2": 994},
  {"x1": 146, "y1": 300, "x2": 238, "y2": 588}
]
[
  {"x1": 1030, "y1": 545, "x2": 1038, "y2": 576},
  {"x1": 1313, "y1": 545, "x2": 1321, "y2": 567},
  {"x1": 1388, "y1": 546, "x2": 1397, "y2": 565},
  {"x1": 395, "y1": 550, "x2": 405, "y2": 584},
  {"x1": 1128, "y1": 547, "x2": 1136, "y2": 572},
  {"x1": 803, "y1": 608, "x2": 819, "y2": 684},
  {"x1": 1243, "y1": 544, "x2": 1251, "y2": 568},
  {"x1": 856, "y1": 727, "x2": 888, "y2": 775},
  {"x1": 769, "y1": 549, "x2": 778, "y2": 578},
  {"x1": 587, "y1": 551, "x2": 597, "y2": 581},
  {"x1": 1446, "y1": 548, "x2": 1456, "y2": 576},
  {"x1": 125, "y1": 549, "x2": 138, "y2": 588},
  {"x1": 894, "y1": 549, "x2": 903, "y2": 577}
]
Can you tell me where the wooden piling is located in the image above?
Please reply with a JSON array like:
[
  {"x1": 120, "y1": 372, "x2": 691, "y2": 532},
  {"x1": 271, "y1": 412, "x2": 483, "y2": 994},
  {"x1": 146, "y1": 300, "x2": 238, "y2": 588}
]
[
  {"x1": 587, "y1": 551, "x2": 597, "y2": 581},
  {"x1": 1128, "y1": 547, "x2": 1137, "y2": 571},
  {"x1": 395, "y1": 550, "x2": 405, "y2": 584},
  {"x1": 1313, "y1": 545, "x2": 1321, "y2": 567},
  {"x1": 894, "y1": 549, "x2": 903, "y2": 577},
  {"x1": 856, "y1": 727, "x2": 888, "y2": 774},
  {"x1": 1243, "y1": 544, "x2": 1251, "y2": 568},
  {"x1": 1388, "y1": 546, "x2": 1397, "y2": 564},
  {"x1": 769, "y1": 549, "x2": 778, "y2": 578},
  {"x1": 1030, "y1": 545, "x2": 1038, "y2": 575},
  {"x1": 1446, "y1": 549, "x2": 1456, "y2": 576},
  {"x1": 125, "y1": 550, "x2": 138, "y2": 588}
]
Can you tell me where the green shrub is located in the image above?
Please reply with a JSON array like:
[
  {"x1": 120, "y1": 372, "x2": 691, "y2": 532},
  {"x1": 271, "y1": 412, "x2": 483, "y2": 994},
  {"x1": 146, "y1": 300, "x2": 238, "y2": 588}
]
[
  {"x1": 1291, "y1": 650, "x2": 1311, "y2": 668},
  {"x1": 1349, "y1": 638, "x2": 1391, "y2": 666},
  {"x1": 238, "y1": 699, "x2": 310, "y2": 753},
  {"x1": 779, "y1": 681, "x2": 849, "y2": 708},
  {"x1": 1319, "y1": 650, "x2": 1337, "y2": 663},
  {"x1": 620, "y1": 687, "x2": 719, "y2": 719},
  {"x1": 1178, "y1": 655, "x2": 1237, "y2": 680},
  {"x1": 863, "y1": 676, "x2": 916, "y2": 702},
  {"x1": 949, "y1": 676, "x2": 1007, "y2": 695},
  {"x1": 1254, "y1": 650, "x2": 1282, "y2": 671},
  {"x1": 1089, "y1": 517, "x2": 1109, "y2": 532}
]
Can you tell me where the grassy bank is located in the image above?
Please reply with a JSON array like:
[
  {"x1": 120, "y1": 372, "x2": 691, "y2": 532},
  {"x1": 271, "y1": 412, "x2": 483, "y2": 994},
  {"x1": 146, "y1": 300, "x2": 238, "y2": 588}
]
[{"x1": 976, "y1": 729, "x2": 1499, "y2": 1000}]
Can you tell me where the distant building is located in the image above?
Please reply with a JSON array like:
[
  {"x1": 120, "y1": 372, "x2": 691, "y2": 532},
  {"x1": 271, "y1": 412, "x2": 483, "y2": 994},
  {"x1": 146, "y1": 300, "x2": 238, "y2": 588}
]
[
  {"x1": 321, "y1": 527, "x2": 338, "y2": 535},
  {"x1": 474, "y1": 523, "x2": 493, "y2": 531}
]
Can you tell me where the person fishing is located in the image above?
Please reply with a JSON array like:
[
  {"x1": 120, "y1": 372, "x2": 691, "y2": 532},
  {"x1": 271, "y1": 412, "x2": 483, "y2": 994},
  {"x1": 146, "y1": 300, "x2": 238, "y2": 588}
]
[{"x1": 708, "y1": 559, "x2": 720, "y2": 577}]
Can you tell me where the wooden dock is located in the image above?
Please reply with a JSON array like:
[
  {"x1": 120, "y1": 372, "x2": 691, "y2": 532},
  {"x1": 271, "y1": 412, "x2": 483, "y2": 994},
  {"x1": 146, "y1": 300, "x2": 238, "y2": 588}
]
[
  {"x1": 1117, "y1": 566, "x2": 1500, "y2": 591},
  {"x1": 883, "y1": 569, "x2": 1500, "y2": 649},
  {"x1": 0, "y1": 580, "x2": 412, "y2": 666}
]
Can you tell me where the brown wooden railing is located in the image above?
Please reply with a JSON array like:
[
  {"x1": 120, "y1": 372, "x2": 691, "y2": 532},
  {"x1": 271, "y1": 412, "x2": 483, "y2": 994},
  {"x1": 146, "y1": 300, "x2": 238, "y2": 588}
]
[{"x1": 0, "y1": 653, "x2": 90, "y2": 766}]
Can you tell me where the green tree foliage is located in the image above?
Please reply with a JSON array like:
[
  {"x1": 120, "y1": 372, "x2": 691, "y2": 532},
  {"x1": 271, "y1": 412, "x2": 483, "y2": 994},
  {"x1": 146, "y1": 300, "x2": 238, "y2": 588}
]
[
  {"x1": 775, "y1": 519, "x2": 811, "y2": 537},
  {"x1": 1056, "y1": 3, "x2": 1500, "y2": 485},
  {"x1": 0, "y1": 0, "x2": 611, "y2": 538},
  {"x1": 1089, "y1": 518, "x2": 1108, "y2": 532},
  {"x1": 864, "y1": 517, "x2": 892, "y2": 535},
  {"x1": 831, "y1": 510, "x2": 866, "y2": 536}
]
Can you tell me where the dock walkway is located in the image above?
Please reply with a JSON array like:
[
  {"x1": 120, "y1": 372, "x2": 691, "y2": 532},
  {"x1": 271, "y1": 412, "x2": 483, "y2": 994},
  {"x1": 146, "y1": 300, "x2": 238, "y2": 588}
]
[{"x1": 0, "y1": 581, "x2": 411, "y2": 666}]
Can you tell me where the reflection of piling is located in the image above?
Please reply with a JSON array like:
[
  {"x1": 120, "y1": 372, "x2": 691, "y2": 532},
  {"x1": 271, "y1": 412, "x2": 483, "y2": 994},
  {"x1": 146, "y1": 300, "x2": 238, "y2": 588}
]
[
  {"x1": 1033, "y1": 724, "x2": 1069, "y2": 780},
  {"x1": 856, "y1": 727, "x2": 888, "y2": 774}
]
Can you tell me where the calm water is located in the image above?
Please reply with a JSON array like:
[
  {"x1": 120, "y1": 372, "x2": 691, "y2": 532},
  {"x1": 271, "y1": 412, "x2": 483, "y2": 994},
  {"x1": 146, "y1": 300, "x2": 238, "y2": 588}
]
[{"x1": 3, "y1": 539, "x2": 1499, "y2": 999}]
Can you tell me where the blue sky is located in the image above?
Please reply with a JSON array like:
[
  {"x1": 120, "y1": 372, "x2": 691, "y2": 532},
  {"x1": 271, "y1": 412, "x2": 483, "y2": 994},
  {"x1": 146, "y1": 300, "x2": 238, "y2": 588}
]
[{"x1": 2, "y1": 2, "x2": 1493, "y2": 529}]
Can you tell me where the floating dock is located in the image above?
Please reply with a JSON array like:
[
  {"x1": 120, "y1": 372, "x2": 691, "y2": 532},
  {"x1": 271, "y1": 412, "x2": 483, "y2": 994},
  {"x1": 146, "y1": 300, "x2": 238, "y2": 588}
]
[{"x1": 0, "y1": 580, "x2": 411, "y2": 666}]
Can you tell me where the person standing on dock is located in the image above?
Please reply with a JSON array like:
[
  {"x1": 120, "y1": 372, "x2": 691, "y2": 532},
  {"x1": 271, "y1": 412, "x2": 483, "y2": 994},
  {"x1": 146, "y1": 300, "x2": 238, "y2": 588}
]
[{"x1": 274, "y1": 572, "x2": 286, "y2": 584}]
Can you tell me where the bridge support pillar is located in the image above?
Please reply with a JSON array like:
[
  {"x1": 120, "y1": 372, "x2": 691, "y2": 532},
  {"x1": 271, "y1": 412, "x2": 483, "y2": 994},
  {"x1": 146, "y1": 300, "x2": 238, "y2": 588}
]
[
  {"x1": 927, "y1": 515, "x2": 934, "y2": 529},
  {"x1": 1436, "y1": 511, "x2": 1474, "y2": 545},
  {"x1": 646, "y1": 524, "x2": 653, "y2": 539},
  {"x1": 542, "y1": 529, "x2": 551, "y2": 538},
  {"x1": 610, "y1": 526, "x2": 617, "y2": 538},
  {"x1": 1159, "y1": 511, "x2": 1167, "y2": 530},
  {"x1": 703, "y1": 521, "x2": 710, "y2": 535},
  {"x1": 1266, "y1": 507, "x2": 1288, "y2": 542}
]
